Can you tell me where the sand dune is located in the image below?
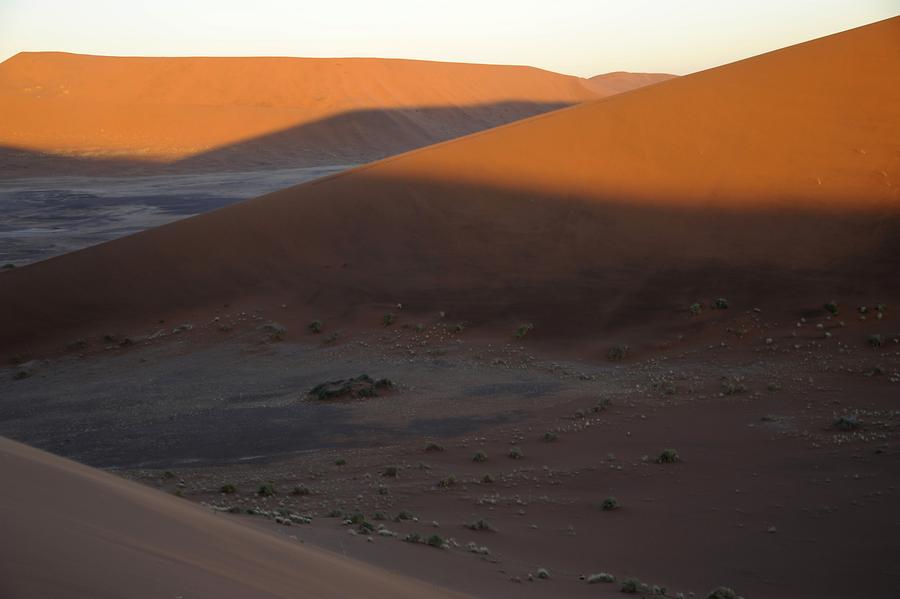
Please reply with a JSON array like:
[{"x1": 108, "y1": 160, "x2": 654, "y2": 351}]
[
  {"x1": 581, "y1": 71, "x2": 675, "y2": 95},
  {"x1": 0, "y1": 436, "x2": 463, "y2": 599},
  {"x1": 0, "y1": 53, "x2": 620, "y2": 174},
  {"x1": 1, "y1": 17, "x2": 898, "y2": 354}
]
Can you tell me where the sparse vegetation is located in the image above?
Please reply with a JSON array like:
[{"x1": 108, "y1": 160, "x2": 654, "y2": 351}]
[
  {"x1": 291, "y1": 484, "x2": 312, "y2": 496},
  {"x1": 382, "y1": 313, "x2": 396, "y2": 326},
  {"x1": 220, "y1": 484, "x2": 236, "y2": 494},
  {"x1": 621, "y1": 578, "x2": 648, "y2": 594},
  {"x1": 656, "y1": 449, "x2": 680, "y2": 464},
  {"x1": 536, "y1": 568, "x2": 550, "y2": 579},
  {"x1": 403, "y1": 532, "x2": 421, "y2": 543},
  {"x1": 394, "y1": 510, "x2": 415, "y2": 522},
  {"x1": 508, "y1": 446, "x2": 524, "y2": 459},
  {"x1": 335, "y1": 457, "x2": 347, "y2": 466},
  {"x1": 607, "y1": 345, "x2": 629, "y2": 361},
  {"x1": 465, "y1": 518, "x2": 494, "y2": 531},
  {"x1": 12, "y1": 371, "x2": 30, "y2": 380},
  {"x1": 824, "y1": 301, "x2": 839, "y2": 315},
  {"x1": 600, "y1": 496, "x2": 620, "y2": 511},
  {"x1": 587, "y1": 572, "x2": 616, "y2": 584},
  {"x1": 515, "y1": 323, "x2": 534, "y2": 339},
  {"x1": 425, "y1": 442, "x2": 445, "y2": 452},
  {"x1": 721, "y1": 377, "x2": 747, "y2": 395},
  {"x1": 309, "y1": 374, "x2": 393, "y2": 400},
  {"x1": 689, "y1": 302, "x2": 703, "y2": 316},
  {"x1": 473, "y1": 451, "x2": 488, "y2": 463},
  {"x1": 481, "y1": 473, "x2": 495, "y2": 484},
  {"x1": 2, "y1": 263, "x2": 15, "y2": 269},
  {"x1": 868, "y1": 334, "x2": 883, "y2": 348},
  {"x1": 257, "y1": 483, "x2": 276, "y2": 497},
  {"x1": 833, "y1": 415, "x2": 860, "y2": 431},
  {"x1": 714, "y1": 297, "x2": 729, "y2": 309},
  {"x1": 707, "y1": 587, "x2": 739, "y2": 599},
  {"x1": 543, "y1": 431, "x2": 559, "y2": 442},
  {"x1": 426, "y1": 534, "x2": 446, "y2": 548},
  {"x1": 383, "y1": 465, "x2": 400, "y2": 477},
  {"x1": 308, "y1": 320, "x2": 323, "y2": 334},
  {"x1": 437, "y1": 474, "x2": 457, "y2": 488}
]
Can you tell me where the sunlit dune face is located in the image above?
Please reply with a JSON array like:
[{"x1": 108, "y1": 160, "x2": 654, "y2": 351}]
[{"x1": 0, "y1": 53, "x2": 604, "y2": 161}]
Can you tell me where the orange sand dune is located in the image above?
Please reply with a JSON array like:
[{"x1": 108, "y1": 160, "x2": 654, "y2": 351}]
[
  {"x1": 1, "y1": 17, "x2": 899, "y2": 353},
  {"x1": 581, "y1": 71, "x2": 675, "y2": 95},
  {"x1": 0, "y1": 437, "x2": 464, "y2": 599},
  {"x1": 0, "y1": 53, "x2": 612, "y2": 171}
]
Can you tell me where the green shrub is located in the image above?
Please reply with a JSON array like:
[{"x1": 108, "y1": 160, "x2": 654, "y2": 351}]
[
  {"x1": 437, "y1": 474, "x2": 457, "y2": 488},
  {"x1": 833, "y1": 415, "x2": 859, "y2": 431},
  {"x1": 689, "y1": 302, "x2": 703, "y2": 316},
  {"x1": 425, "y1": 442, "x2": 445, "y2": 452},
  {"x1": 621, "y1": 578, "x2": 647, "y2": 594},
  {"x1": 382, "y1": 313, "x2": 396, "y2": 326},
  {"x1": 426, "y1": 534, "x2": 446, "y2": 548},
  {"x1": 394, "y1": 510, "x2": 415, "y2": 522},
  {"x1": 481, "y1": 473, "x2": 495, "y2": 484},
  {"x1": 326, "y1": 509, "x2": 343, "y2": 518},
  {"x1": 508, "y1": 446, "x2": 524, "y2": 459},
  {"x1": 868, "y1": 334, "x2": 883, "y2": 348},
  {"x1": 383, "y1": 465, "x2": 399, "y2": 477},
  {"x1": 656, "y1": 449, "x2": 680, "y2": 464},
  {"x1": 536, "y1": 568, "x2": 550, "y2": 579},
  {"x1": 473, "y1": 451, "x2": 488, "y2": 463},
  {"x1": 465, "y1": 518, "x2": 494, "y2": 531},
  {"x1": 220, "y1": 484, "x2": 236, "y2": 494},
  {"x1": 707, "y1": 587, "x2": 739, "y2": 599},
  {"x1": 824, "y1": 301, "x2": 839, "y2": 315},
  {"x1": 308, "y1": 320, "x2": 323, "y2": 334},
  {"x1": 714, "y1": 298, "x2": 729, "y2": 309},
  {"x1": 403, "y1": 532, "x2": 421, "y2": 543},
  {"x1": 515, "y1": 323, "x2": 534, "y2": 339},
  {"x1": 587, "y1": 572, "x2": 616, "y2": 584},
  {"x1": 543, "y1": 431, "x2": 559, "y2": 442},
  {"x1": 335, "y1": 457, "x2": 347, "y2": 466},
  {"x1": 257, "y1": 484, "x2": 276, "y2": 497},
  {"x1": 600, "y1": 496, "x2": 620, "y2": 511},
  {"x1": 607, "y1": 345, "x2": 629, "y2": 361},
  {"x1": 291, "y1": 485, "x2": 312, "y2": 496}
]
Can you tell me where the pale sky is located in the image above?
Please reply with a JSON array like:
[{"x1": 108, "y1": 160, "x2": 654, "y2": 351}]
[{"x1": 0, "y1": 0, "x2": 896, "y2": 76}]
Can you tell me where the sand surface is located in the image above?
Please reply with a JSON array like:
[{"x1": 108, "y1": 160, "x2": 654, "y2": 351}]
[
  {"x1": 0, "y1": 435, "x2": 465, "y2": 599},
  {"x1": 1, "y1": 17, "x2": 897, "y2": 356}
]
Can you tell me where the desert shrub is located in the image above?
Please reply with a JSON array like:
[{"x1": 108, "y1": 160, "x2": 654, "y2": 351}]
[
  {"x1": 335, "y1": 457, "x2": 347, "y2": 466},
  {"x1": 481, "y1": 473, "x2": 495, "y2": 484},
  {"x1": 12, "y1": 371, "x2": 30, "y2": 380},
  {"x1": 824, "y1": 301, "x2": 839, "y2": 315},
  {"x1": 721, "y1": 378, "x2": 747, "y2": 395},
  {"x1": 382, "y1": 313, "x2": 396, "y2": 326},
  {"x1": 377, "y1": 484, "x2": 389, "y2": 495},
  {"x1": 325, "y1": 331, "x2": 340, "y2": 343},
  {"x1": 291, "y1": 485, "x2": 312, "y2": 496},
  {"x1": 621, "y1": 578, "x2": 647, "y2": 594},
  {"x1": 543, "y1": 431, "x2": 559, "y2": 442},
  {"x1": 326, "y1": 509, "x2": 343, "y2": 518},
  {"x1": 425, "y1": 442, "x2": 445, "y2": 452},
  {"x1": 689, "y1": 302, "x2": 703, "y2": 316},
  {"x1": 426, "y1": 534, "x2": 446, "y2": 548},
  {"x1": 707, "y1": 587, "x2": 739, "y2": 599},
  {"x1": 508, "y1": 446, "x2": 524, "y2": 459},
  {"x1": 714, "y1": 298, "x2": 729, "y2": 309},
  {"x1": 600, "y1": 496, "x2": 620, "y2": 511},
  {"x1": 607, "y1": 345, "x2": 629, "y2": 361},
  {"x1": 833, "y1": 415, "x2": 860, "y2": 431},
  {"x1": 515, "y1": 323, "x2": 534, "y2": 339},
  {"x1": 465, "y1": 518, "x2": 494, "y2": 531},
  {"x1": 414, "y1": 323, "x2": 426, "y2": 333},
  {"x1": 1, "y1": 263, "x2": 14, "y2": 269},
  {"x1": 66, "y1": 339, "x2": 87, "y2": 351},
  {"x1": 372, "y1": 511, "x2": 386, "y2": 521},
  {"x1": 437, "y1": 474, "x2": 457, "y2": 488},
  {"x1": 587, "y1": 572, "x2": 616, "y2": 584},
  {"x1": 403, "y1": 532, "x2": 421, "y2": 543},
  {"x1": 308, "y1": 320, "x2": 322, "y2": 334},
  {"x1": 536, "y1": 568, "x2": 550, "y2": 579},
  {"x1": 394, "y1": 510, "x2": 415, "y2": 522},
  {"x1": 453, "y1": 323, "x2": 465, "y2": 333},
  {"x1": 162, "y1": 471, "x2": 176, "y2": 480},
  {"x1": 656, "y1": 449, "x2": 680, "y2": 464},
  {"x1": 473, "y1": 451, "x2": 488, "y2": 463},
  {"x1": 257, "y1": 484, "x2": 277, "y2": 497},
  {"x1": 767, "y1": 382, "x2": 781, "y2": 392},
  {"x1": 382, "y1": 465, "x2": 399, "y2": 477},
  {"x1": 868, "y1": 334, "x2": 883, "y2": 348},
  {"x1": 220, "y1": 484, "x2": 236, "y2": 494}
]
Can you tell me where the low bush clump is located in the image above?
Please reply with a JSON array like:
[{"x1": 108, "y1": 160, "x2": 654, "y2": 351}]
[
  {"x1": 382, "y1": 465, "x2": 400, "y2": 477},
  {"x1": 481, "y1": 473, "x2": 495, "y2": 484},
  {"x1": 824, "y1": 301, "x2": 839, "y2": 315},
  {"x1": 257, "y1": 484, "x2": 276, "y2": 497},
  {"x1": 714, "y1": 298, "x2": 729, "y2": 309},
  {"x1": 621, "y1": 578, "x2": 648, "y2": 594},
  {"x1": 472, "y1": 451, "x2": 488, "y2": 463},
  {"x1": 689, "y1": 302, "x2": 703, "y2": 316},
  {"x1": 291, "y1": 485, "x2": 312, "y2": 496},
  {"x1": 508, "y1": 446, "x2": 524, "y2": 459},
  {"x1": 515, "y1": 323, "x2": 534, "y2": 339},
  {"x1": 707, "y1": 587, "x2": 739, "y2": 599},
  {"x1": 543, "y1": 431, "x2": 559, "y2": 442},
  {"x1": 833, "y1": 415, "x2": 860, "y2": 431},
  {"x1": 437, "y1": 474, "x2": 457, "y2": 488},
  {"x1": 656, "y1": 449, "x2": 680, "y2": 464},
  {"x1": 309, "y1": 374, "x2": 393, "y2": 400},
  {"x1": 868, "y1": 334, "x2": 883, "y2": 348},
  {"x1": 425, "y1": 442, "x2": 445, "y2": 452},
  {"x1": 607, "y1": 345, "x2": 629, "y2": 361},
  {"x1": 426, "y1": 534, "x2": 446, "y2": 548},
  {"x1": 536, "y1": 568, "x2": 550, "y2": 579},
  {"x1": 220, "y1": 484, "x2": 236, "y2": 494},
  {"x1": 587, "y1": 572, "x2": 616, "y2": 584},
  {"x1": 600, "y1": 496, "x2": 620, "y2": 511},
  {"x1": 382, "y1": 313, "x2": 396, "y2": 326},
  {"x1": 335, "y1": 457, "x2": 347, "y2": 466},
  {"x1": 465, "y1": 518, "x2": 494, "y2": 531}
]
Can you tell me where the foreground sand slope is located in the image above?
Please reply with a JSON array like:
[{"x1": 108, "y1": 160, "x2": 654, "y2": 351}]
[
  {"x1": 0, "y1": 437, "x2": 464, "y2": 599},
  {"x1": 1, "y1": 17, "x2": 899, "y2": 353},
  {"x1": 0, "y1": 53, "x2": 613, "y2": 172}
]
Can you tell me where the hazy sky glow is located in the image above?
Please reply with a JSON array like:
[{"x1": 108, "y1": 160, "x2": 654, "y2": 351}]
[{"x1": 0, "y1": 0, "x2": 896, "y2": 76}]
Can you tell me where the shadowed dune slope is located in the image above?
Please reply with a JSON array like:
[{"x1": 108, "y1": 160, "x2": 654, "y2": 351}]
[
  {"x1": 1, "y1": 17, "x2": 899, "y2": 352},
  {"x1": 0, "y1": 53, "x2": 610, "y2": 172},
  {"x1": 0, "y1": 437, "x2": 464, "y2": 599}
]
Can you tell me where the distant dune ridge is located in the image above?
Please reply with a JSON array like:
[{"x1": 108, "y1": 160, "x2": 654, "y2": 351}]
[
  {"x1": 0, "y1": 52, "x2": 668, "y2": 175},
  {"x1": 0, "y1": 437, "x2": 464, "y2": 599},
  {"x1": 1, "y1": 17, "x2": 899, "y2": 353}
]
